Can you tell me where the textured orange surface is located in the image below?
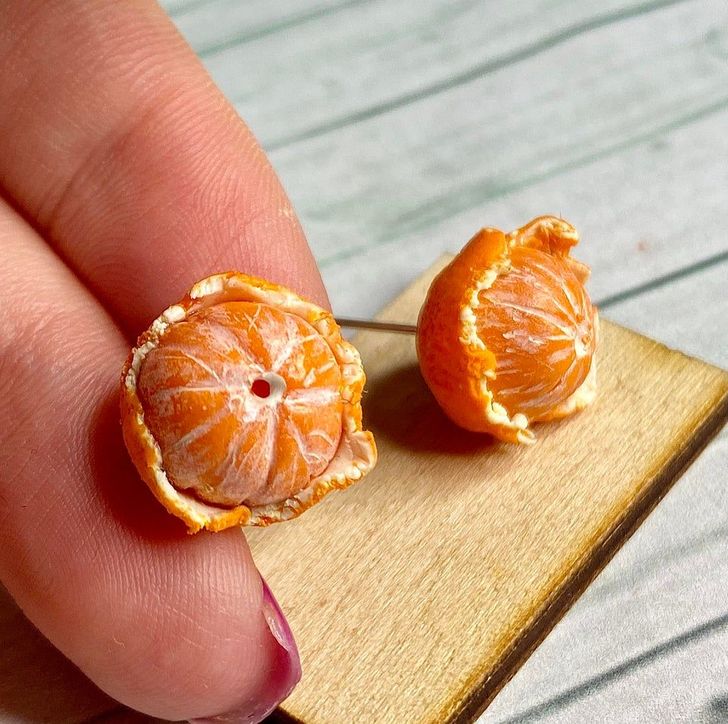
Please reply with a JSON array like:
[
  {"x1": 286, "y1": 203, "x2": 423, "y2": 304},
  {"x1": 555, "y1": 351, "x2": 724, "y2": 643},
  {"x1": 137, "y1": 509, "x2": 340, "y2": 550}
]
[
  {"x1": 120, "y1": 272, "x2": 376, "y2": 532},
  {"x1": 477, "y1": 246, "x2": 596, "y2": 420},
  {"x1": 137, "y1": 302, "x2": 344, "y2": 507},
  {"x1": 417, "y1": 217, "x2": 598, "y2": 443}
]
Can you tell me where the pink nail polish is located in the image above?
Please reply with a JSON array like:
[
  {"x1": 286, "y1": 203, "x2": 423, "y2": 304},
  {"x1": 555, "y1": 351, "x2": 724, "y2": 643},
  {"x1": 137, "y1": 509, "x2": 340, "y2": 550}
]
[
  {"x1": 261, "y1": 578, "x2": 300, "y2": 673},
  {"x1": 191, "y1": 579, "x2": 301, "y2": 723}
]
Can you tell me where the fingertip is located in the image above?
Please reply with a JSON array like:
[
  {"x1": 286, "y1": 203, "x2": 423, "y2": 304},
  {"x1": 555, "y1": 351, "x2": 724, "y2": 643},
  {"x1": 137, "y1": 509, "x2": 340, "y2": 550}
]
[
  {"x1": 77, "y1": 531, "x2": 301, "y2": 722},
  {"x1": 190, "y1": 576, "x2": 301, "y2": 724}
]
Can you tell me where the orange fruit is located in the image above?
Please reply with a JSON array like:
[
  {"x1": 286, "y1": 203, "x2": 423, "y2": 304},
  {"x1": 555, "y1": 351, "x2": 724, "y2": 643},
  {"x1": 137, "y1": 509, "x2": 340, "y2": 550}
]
[
  {"x1": 121, "y1": 272, "x2": 377, "y2": 533},
  {"x1": 417, "y1": 216, "x2": 598, "y2": 443}
]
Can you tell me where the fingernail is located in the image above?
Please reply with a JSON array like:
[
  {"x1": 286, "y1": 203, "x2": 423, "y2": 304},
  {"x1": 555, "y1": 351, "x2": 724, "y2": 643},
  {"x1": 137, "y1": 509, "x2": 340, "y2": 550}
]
[
  {"x1": 260, "y1": 578, "x2": 300, "y2": 673},
  {"x1": 190, "y1": 578, "x2": 301, "y2": 723}
]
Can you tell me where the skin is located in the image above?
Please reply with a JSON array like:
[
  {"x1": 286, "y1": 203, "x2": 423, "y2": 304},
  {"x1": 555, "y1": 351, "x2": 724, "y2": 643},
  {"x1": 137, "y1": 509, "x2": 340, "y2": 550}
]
[{"x1": 0, "y1": 0, "x2": 326, "y2": 719}]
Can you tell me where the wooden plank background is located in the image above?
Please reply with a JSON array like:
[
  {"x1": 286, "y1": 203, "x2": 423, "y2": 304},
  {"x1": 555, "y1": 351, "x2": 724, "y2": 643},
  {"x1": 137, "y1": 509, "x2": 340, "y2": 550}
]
[{"x1": 1, "y1": 1, "x2": 726, "y2": 722}]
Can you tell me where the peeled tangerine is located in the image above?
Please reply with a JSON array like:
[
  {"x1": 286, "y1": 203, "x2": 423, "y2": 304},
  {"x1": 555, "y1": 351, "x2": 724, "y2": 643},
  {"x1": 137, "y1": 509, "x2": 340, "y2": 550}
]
[
  {"x1": 121, "y1": 272, "x2": 377, "y2": 533},
  {"x1": 417, "y1": 216, "x2": 598, "y2": 444}
]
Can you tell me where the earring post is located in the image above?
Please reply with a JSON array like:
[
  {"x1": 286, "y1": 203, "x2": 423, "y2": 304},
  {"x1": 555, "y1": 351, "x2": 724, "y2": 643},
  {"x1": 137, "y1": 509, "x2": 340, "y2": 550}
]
[{"x1": 335, "y1": 318, "x2": 417, "y2": 335}]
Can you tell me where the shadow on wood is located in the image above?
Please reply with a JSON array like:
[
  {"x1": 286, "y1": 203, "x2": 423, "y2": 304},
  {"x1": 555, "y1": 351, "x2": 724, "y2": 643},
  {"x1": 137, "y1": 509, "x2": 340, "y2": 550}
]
[{"x1": 364, "y1": 361, "x2": 499, "y2": 456}]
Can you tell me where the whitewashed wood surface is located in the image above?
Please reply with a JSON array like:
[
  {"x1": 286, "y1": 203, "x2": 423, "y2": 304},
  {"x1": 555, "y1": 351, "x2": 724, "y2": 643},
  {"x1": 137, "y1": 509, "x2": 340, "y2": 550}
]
[{"x1": 4, "y1": 1, "x2": 725, "y2": 722}]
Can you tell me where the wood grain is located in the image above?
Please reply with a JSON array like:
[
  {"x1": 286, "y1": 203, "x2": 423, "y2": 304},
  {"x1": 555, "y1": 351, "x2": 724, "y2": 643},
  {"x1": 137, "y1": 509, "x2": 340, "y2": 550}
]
[
  {"x1": 178, "y1": 0, "x2": 728, "y2": 323},
  {"x1": 246, "y1": 257, "x2": 728, "y2": 724},
  {"x1": 195, "y1": 0, "x2": 728, "y2": 283},
  {"x1": 484, "y1": 428, "x2": 728, "y2": 722},
  {"x1": 604, "y1": 259, "x2": 728, "y2": 369}
]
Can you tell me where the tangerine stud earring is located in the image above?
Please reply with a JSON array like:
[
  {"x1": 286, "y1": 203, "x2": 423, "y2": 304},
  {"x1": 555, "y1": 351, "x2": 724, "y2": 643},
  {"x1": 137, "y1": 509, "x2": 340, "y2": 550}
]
[
  {"x1": 120, "y1": 272, "x2": 377, "y2": 533},
  {"x1": 342, "y1": 216, "x2": 599, "y2": 444}
]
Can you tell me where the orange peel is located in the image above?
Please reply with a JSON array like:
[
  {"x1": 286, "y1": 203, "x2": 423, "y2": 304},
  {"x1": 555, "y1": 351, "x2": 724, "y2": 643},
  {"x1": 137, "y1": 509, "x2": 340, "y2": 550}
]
[
  {"x1": 121, "y1": 272, "x2": 377, "y2": 533},
  {"x1": 417, "y1": 216, "x2": 598, "y2": 443}
]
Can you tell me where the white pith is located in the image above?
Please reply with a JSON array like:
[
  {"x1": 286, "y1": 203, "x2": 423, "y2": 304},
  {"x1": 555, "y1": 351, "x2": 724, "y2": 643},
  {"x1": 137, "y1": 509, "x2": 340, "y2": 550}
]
[{"x1": 457, "y1": 259, "x2": 536, "y2": 444}]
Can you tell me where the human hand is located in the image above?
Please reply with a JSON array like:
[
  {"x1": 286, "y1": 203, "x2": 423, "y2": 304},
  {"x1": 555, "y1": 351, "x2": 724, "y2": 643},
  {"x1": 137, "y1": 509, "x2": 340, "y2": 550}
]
[{"x1": 0, "y1": 1, "x2": 325, "y2": 720}]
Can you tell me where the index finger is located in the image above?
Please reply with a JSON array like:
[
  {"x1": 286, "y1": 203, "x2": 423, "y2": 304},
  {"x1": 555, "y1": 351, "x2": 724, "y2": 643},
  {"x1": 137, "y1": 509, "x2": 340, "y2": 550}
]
[{"x1": 0, "y1": 0, "x2": 328, "y2": 335}]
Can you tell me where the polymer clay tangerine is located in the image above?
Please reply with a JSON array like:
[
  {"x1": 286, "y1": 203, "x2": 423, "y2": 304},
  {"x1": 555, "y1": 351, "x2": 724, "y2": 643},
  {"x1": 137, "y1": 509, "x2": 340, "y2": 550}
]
[
  {"x1": 121, "y1": 272, "x2": 377, "y2": 533},
  {"x1": 417, "y1": 216, "x2": 598, "y2": 444}
]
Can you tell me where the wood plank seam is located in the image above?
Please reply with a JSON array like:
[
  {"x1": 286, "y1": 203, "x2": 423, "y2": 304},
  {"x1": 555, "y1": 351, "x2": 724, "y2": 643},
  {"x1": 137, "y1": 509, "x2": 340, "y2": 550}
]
[
  {"x1": 498, "y1": 611, "x2": 728, "y2": 722},
  {"x1": 315, "y1": 94, "x2": 728, "y2": 269},
  {"x1": 596, "y1": 251, "x2": 728, "y2": 309},
  {"x1": 264, "y1": 0, "x2": 695, "y2": 152},
  {"x1": 194, "y1": 0, "x2": 370, "y2": 58}
]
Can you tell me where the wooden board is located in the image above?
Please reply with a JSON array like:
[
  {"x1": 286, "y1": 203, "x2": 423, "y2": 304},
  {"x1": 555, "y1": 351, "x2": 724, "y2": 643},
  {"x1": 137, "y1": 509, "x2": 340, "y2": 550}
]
[{"x1": 246, "y1": 257, "x2": 728, "y2": 724}]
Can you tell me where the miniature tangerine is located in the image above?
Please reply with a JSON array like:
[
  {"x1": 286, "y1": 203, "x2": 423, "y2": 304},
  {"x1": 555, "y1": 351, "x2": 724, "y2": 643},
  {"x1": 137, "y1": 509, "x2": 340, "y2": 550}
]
[
  {"x1": 121, "y1": 272, "x2": 377, "y2": 533},
  {"x1": 417, "y1": 216, "x2": 598, "y2": 443}
]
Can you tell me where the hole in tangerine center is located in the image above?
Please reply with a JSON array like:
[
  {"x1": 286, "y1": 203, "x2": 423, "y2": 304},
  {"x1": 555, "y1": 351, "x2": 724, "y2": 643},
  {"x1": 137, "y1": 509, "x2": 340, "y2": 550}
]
[
  {"x1": 251, "y1": 378, "x2": 271, "y2": 398},
  {"x1": 251, "y1": 371, "x2": 287, "y2": 401}
]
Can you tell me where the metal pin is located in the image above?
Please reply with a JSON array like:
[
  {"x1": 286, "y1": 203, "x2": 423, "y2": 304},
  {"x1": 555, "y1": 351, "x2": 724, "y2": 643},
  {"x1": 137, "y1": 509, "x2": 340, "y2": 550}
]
[{"x1": 335, "y1": 317, "x2": 417, "y2": 335}]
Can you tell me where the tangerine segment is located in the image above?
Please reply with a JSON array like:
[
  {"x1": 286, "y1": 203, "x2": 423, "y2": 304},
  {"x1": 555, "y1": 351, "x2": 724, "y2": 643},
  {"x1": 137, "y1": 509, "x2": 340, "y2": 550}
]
[
  {"x1": 417, "y1": 216, "x2": 598, "y2": 443},
  {"x1": 137, "y1": 302, "x2": 343, "y2": 508},
  {"x1": 121, "y1": 272, "x2": 377, "y2": 533},
  {"x1": 476, "y1": 246, "x2": 596, "y2": 420}
]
